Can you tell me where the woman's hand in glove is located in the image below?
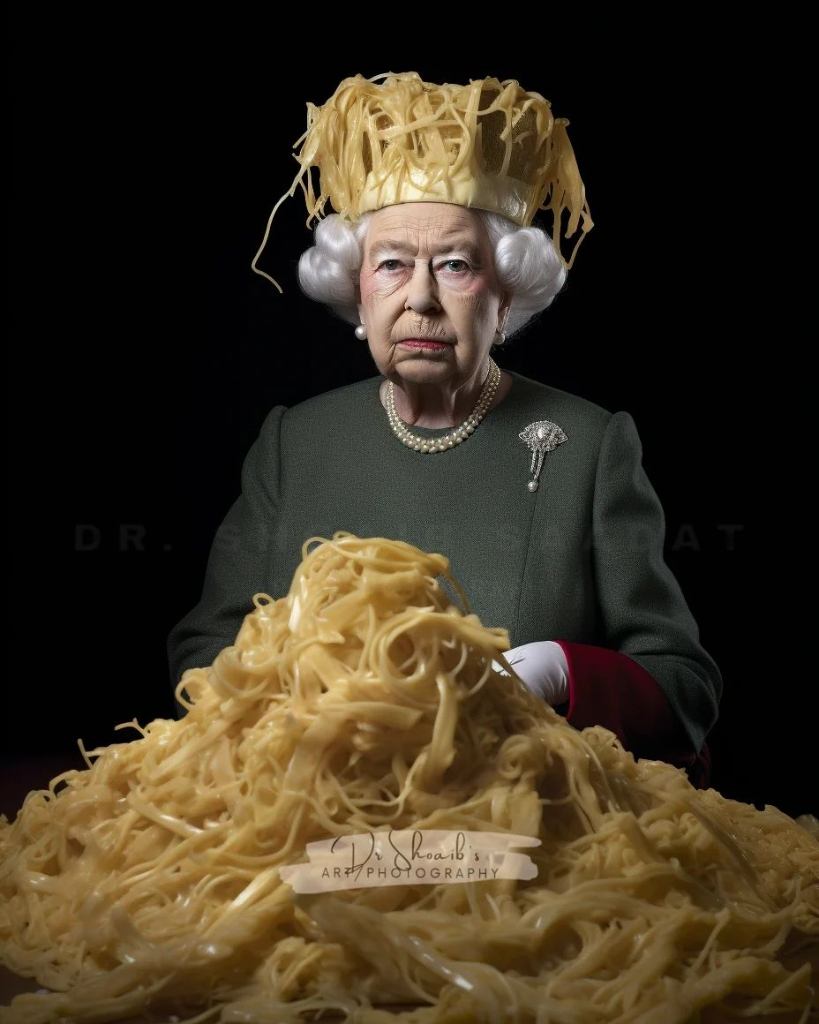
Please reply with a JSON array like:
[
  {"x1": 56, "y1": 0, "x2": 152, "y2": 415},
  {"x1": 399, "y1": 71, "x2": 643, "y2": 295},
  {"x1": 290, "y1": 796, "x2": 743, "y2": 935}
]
[{"x1": 493, "y1": 641, "x2": 570, "y2": 706}]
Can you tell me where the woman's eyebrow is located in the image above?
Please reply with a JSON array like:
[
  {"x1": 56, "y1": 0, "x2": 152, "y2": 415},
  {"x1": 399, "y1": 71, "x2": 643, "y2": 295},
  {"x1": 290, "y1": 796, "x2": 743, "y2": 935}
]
[{"x1": 370, "y1": 239, "x2": 483, "y2": 259}]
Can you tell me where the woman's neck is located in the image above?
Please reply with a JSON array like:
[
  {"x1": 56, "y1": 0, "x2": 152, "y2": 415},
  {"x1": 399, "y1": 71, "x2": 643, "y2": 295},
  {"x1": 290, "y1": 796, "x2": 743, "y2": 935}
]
[{"x1": 380, "y1": 368, "x2": 513, "y2": 427}]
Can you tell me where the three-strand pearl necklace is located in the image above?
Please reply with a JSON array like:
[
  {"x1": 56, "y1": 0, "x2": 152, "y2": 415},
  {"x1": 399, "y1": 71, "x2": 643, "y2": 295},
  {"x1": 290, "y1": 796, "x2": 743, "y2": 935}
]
[{"x1": 386, "y1": 358, "x2": 501, "y2": 453}]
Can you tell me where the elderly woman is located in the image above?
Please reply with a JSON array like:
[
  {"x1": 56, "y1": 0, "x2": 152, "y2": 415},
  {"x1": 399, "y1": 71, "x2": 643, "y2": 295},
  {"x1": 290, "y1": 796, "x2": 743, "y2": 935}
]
[{"x1": 167, "y1": 72, "x2": 721, "y2": 787}]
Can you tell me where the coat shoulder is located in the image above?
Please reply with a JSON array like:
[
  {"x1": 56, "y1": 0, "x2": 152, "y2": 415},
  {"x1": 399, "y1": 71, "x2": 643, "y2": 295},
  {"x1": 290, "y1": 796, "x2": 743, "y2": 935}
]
[
  {"x1": 279, "y1": 376, "x2": 382, "y2": 428},
  {"x1": 506, "y1": 370, "x2": 614, "y2": 442}
]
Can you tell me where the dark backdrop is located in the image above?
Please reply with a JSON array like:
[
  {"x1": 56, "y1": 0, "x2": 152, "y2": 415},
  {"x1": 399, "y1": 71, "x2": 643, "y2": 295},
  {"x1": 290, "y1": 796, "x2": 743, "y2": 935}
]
[{"x1": 7, "y1": 16, "x2": 811, "y2": 818}]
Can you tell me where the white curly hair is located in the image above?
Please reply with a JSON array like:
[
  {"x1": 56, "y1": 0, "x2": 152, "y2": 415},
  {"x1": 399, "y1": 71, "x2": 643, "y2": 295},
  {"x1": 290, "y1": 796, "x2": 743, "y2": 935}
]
[{"x1": 296, "y1": 208, "x2": 567, "y2": 340}]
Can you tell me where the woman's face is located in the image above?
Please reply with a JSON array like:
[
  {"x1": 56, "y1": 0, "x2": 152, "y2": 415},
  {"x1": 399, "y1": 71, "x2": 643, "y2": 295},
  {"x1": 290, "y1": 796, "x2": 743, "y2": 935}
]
[{"x1": 357, "y1": 203, "x2": 510, "y2": 389}]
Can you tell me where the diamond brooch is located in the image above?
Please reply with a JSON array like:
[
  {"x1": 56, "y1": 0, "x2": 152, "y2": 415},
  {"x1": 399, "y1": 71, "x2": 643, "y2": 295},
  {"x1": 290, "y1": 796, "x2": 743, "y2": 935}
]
[{"x1": 518, "y1": 420, "x2": 568, "y2": 492}]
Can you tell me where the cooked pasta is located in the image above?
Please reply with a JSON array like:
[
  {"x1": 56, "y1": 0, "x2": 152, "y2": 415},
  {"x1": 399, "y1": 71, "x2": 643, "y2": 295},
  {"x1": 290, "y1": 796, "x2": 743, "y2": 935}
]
[{"x1": 1, "y1": 533, "x2": 817, "y2": 1023}]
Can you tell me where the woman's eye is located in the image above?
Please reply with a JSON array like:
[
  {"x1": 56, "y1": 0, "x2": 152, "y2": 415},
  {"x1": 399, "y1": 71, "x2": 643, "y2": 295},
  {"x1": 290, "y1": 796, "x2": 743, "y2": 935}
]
[{"x1": 377, "y1": 258, "x2": 470, "y2": 274}]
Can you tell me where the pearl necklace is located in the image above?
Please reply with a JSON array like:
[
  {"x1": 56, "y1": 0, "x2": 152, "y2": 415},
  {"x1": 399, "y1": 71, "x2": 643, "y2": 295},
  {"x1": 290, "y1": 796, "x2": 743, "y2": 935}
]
[{"x1": 386, "y1": 359, "x2": 501, "y2": 453}]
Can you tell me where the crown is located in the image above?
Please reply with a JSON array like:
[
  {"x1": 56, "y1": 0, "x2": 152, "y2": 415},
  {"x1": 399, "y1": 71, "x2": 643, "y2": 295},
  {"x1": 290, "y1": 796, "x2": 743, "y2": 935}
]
[{"x1": 252, "y1": 71, "x2": 593, "y2": 292}]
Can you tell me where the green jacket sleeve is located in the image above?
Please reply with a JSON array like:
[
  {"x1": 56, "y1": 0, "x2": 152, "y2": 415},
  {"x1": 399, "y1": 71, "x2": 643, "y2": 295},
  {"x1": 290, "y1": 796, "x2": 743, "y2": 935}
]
[
  {"x1": 166, "y1": 405, "x2": 286, "y2": 700},
  {"x1": 590, "y1": 409, "x2": 722, "y2": 752}
]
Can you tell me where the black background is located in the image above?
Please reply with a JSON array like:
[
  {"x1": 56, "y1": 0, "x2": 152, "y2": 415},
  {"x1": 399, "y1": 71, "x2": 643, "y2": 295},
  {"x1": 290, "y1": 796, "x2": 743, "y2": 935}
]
[{"x1": 6, "y1": 15, "x2": 812, "y2": 818}]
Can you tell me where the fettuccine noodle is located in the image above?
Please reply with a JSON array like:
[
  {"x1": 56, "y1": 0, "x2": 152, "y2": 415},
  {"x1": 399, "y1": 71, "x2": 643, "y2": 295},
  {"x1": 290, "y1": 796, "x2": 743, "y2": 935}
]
[{"x1": 1, "y1": 533, "x2": 817, "y2": 1023}]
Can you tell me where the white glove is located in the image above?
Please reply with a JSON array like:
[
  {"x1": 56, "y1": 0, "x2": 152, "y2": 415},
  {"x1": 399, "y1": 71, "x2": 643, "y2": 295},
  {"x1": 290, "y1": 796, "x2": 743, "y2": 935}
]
[{"x1": 493, "y1": 641, "x2": 570, "y2": 706}]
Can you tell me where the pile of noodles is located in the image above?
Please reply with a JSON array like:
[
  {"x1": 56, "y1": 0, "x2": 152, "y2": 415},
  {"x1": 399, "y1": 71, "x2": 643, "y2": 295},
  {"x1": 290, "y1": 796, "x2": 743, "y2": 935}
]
[{"x1": 1, "y1": 533, "x2": 817, "y2": 1024}]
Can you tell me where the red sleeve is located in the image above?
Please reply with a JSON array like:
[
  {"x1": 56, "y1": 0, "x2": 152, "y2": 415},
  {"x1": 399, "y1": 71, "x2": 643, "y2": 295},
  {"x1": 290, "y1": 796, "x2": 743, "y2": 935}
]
[{"x1": 553, "y1": 640, "x2": 711, "y2": 789}]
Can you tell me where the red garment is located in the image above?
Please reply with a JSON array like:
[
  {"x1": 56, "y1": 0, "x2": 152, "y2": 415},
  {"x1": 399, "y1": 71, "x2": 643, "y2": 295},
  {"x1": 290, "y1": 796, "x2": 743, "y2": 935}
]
[{"x1": 553, "y1": 640, "x2": 711, "y2": 790}]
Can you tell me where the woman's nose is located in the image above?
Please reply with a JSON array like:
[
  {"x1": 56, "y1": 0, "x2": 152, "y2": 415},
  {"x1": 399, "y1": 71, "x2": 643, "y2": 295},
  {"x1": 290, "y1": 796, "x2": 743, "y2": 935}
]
[{"x1": 404, "y1": 261, "x2": 442, "y2": 313}]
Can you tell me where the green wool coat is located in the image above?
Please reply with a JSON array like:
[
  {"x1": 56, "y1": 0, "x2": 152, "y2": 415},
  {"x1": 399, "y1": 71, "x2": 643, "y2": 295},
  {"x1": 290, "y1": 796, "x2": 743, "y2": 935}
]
[{"x1": 167, "y1": 369, "x2": 722, "y2": 753}]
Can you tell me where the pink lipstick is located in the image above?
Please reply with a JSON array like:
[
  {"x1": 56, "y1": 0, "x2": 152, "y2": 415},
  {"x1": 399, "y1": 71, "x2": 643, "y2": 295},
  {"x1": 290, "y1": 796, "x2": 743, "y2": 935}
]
[{"x1": 399, "y1": 339, "x2": 450, "y2": 350}]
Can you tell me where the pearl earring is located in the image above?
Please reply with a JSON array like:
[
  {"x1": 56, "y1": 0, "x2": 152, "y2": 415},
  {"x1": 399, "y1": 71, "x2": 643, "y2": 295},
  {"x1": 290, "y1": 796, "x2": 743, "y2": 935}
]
[
  {"x1": 494, "y1": 330, "x2": 507, "y2": 347},
  {"x1": 355, "y1": 324, "x2": 367, "y2": 340}
]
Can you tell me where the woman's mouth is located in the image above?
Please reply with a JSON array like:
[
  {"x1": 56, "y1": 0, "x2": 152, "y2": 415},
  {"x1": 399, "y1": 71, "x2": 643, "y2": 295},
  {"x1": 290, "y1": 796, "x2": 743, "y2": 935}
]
[{"x1": 398, "y1": 339, "x2": 450, "y2": 350}]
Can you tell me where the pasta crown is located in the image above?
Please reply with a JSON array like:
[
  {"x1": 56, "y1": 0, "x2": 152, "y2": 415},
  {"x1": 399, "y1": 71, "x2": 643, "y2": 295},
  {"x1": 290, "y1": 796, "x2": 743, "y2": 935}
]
[{"x1": 253, "y1": 71, "x2": 594, "y2": 291}]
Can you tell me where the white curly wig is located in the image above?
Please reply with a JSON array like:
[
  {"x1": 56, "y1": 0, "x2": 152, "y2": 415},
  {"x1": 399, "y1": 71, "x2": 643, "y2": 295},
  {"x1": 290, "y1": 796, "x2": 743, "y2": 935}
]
[{"x1": 296, "y1": 209, "x2": 567, "y2": 340}]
